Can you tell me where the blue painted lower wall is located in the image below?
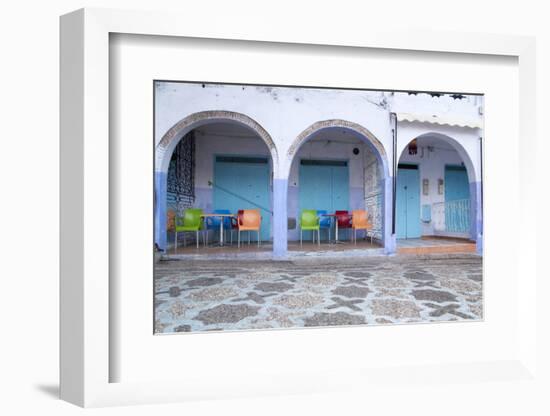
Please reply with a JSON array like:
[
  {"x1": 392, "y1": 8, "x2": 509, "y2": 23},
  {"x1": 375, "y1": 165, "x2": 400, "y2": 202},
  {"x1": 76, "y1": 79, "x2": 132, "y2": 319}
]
[
  {"x1": 273, "y1": 178, "x2": 288, "y2": 258},
  {"x1": 155, "y1": 172, "x2": 400, "y2": 257},
  {"x1": 349, "y1": 186, "x2": 365, "y2": 212},
  {"x1": 154, "y1": 171, "x2": 167, "y2": 251},
  {"x1": 194, "y1": 187, "x2": 213, "y2": 212},
  {"x1": 470, "y1": 181, "x2": 483, "y2": 254}
]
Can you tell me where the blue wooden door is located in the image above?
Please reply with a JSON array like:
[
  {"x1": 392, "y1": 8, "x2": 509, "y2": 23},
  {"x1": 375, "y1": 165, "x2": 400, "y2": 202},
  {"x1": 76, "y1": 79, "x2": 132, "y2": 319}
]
[
  {"x1": 396, "y1": 166, "x2": 421, "y2": 239},
  {"x1": 214, "y1": 157, "x2": 271, "y2": 241},
  {"x1": 299, "y1": 161, "x2": 349, "y2": 213},
  {"x1": 444, "y1": 165, "x2": 470, "y2": 233},
  {"x1": 331, "y1": 165, "x2": 350, "y2": 211}
]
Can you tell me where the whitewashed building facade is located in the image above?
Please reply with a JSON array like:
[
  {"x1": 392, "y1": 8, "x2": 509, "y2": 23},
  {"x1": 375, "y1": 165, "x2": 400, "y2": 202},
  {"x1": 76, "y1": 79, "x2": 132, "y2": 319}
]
[{"x1": 154, "y1": 82, "x2": 483, "y2": 256}]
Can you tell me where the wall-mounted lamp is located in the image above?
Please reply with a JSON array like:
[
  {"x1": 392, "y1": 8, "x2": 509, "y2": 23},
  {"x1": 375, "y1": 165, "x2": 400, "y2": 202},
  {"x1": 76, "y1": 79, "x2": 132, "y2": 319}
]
[
  {"x1": 408, "y1": 139, "x2": 418, "y2": 155},
  {"x1": 438, "y1": 179, "x2": 444, "y2": 195}
]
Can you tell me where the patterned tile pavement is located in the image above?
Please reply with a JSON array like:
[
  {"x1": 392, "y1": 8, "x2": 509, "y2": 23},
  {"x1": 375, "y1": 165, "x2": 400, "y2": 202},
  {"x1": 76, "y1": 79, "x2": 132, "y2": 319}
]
[{"x1": 154, "y1": 254, "x2": 483, "y2": 333}]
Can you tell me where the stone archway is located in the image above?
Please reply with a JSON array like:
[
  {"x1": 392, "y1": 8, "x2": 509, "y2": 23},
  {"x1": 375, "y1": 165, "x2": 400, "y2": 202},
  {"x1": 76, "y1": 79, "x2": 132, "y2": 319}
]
[
  {"x1": 156, "y1": 110, "x2": 278, "y2": 174},
  {"x1": 281, "y1": 119, "x2": 394, "y2": 255},
  {"x1": 397, "y1": 132, "x2": 481, "y2": 251},
  {"x1": 154, "y1": 111, "x2": 279, "y2": 251},
  {"x1": 287, "y1": 119, "x2": 389, "y2": 178}
]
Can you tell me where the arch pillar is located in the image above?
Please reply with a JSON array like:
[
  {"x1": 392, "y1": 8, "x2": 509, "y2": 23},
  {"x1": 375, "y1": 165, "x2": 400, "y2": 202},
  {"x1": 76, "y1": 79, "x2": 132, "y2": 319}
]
[
  {"x1": 471, "y1": 181, "x2": 483, "y2": 254},
  {"x1": 272, "y1": 178, "x2": 288, "y2": 258},
  {"x1": 154, "y1": 171, "x2": 168, "y2": 251}
]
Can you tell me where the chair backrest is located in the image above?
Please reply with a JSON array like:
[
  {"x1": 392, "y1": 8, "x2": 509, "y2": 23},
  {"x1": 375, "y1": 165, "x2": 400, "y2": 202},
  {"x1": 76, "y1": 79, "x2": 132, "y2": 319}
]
[
  {"x1": 335, "y1": 210, "x2": 351, "y2": 227},
  {"x1": 183, "y1": 208, "x2": 203, "y2": 228},
  {"x1": 233, "y1": 209, "x2": 244, "y2": 229},
  {"x1": 301, "y1": 209, "x2": 319, "y2": 227},
  {"x1": 208, "y1": 209, "x2": 231, "y2": 228},
  {"x1": 316, "y1": 210, "x2": 331, "y2": 227},
  {"x1": 352, "y1": 209, "x2": 371, "y2": 228},
  {"x1": 166, "y1": 209, "x2": 176, "y2": 232},
  {"x1": 241, "y1": 209, "x2": 261, "y2": 228}
]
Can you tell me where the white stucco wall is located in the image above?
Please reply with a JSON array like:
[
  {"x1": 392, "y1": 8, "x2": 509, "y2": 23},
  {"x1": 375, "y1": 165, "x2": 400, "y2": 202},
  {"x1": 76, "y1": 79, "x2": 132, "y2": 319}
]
[
  {"x1": 399, "y1": 143, "x2": 465, "y2": 236},
  {"x1": 390, "y1": 92, "x2": 482, "y2": 123},
  {"x1": 155, "y1": 83, "x2": 483, "y2": 181},
  {"x1": 155, "y1": 82, "x2": 393, "y2": 178}
]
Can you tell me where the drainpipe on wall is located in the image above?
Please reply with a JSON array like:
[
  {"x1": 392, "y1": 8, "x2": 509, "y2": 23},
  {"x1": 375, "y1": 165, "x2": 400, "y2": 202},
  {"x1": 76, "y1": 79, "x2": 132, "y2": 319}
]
[
  {"x1": 479, "y1": 136, "x2": 484, "y2": 250},
  {"x1": 391, "y1": 112, "x2": 397, "y2": 236},
  {"x1": 479, "y1": 136, "x2": 483, "y2": 222}
]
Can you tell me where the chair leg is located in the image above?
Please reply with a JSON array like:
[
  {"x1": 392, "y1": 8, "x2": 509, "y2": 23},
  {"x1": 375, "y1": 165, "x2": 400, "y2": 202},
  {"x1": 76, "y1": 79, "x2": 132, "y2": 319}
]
[
  {"x1": 318, "y1": 229, "x2": 320, "y2": 246},
  {"x1": 257, "y1": 230, "x2": 260, "y2": 247},
  {"x1": 238, "y1": 230, "x2": 240, "y2": 248},
  {"x1": 354, "y1": 229, "x2": 357, "y2": 245},
  {"x1": 174, "y1": 231, "x2": 178, "y2": 253},
  {"x1": 248, "y1": 231, "x2": 250, "y2": 245},
  {"x1": 300, "y1": 229, "x2": 302, "y2": 246},
  {"x1": 196, "y1": 231, "x2": 199, "y2": 249}
]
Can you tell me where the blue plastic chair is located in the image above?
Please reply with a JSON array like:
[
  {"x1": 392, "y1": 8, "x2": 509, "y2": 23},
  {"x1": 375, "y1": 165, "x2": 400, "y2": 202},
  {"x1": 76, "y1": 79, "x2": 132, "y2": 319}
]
[
  {"x1": 317, "y1": 210, "x2": 332, "y2": 242},
  {"x1": 205, "y1": 209, "x2": 232, "y2": 244}
]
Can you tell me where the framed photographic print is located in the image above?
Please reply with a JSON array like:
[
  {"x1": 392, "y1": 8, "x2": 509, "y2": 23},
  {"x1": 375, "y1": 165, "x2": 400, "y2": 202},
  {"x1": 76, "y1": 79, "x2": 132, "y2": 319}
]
[
  {"x1": 60, "y1": 8, "x2": 538, "y2": 408},
  {"x1": 152, "y1": 79, "x2": 484, "y2": 335}
]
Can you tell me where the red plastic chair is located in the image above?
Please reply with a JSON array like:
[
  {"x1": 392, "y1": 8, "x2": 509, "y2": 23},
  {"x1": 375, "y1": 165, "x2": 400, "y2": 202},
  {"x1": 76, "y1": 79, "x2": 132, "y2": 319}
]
[
  {"x1": 335, "y1": 210, "x2": 352, "y2": 241},
  {"x1": 229, "y1": 210, "x2": 244, "y2": 245},
  {"x1": 335, "y1": 210, "x2": 352, "y2": 228}
]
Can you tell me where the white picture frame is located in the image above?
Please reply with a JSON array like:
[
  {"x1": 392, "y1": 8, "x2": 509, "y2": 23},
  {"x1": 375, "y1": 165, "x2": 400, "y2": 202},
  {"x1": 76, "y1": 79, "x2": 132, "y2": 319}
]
[{"x1": 60, "y1": 8, "x2": 538, "y2": 408}]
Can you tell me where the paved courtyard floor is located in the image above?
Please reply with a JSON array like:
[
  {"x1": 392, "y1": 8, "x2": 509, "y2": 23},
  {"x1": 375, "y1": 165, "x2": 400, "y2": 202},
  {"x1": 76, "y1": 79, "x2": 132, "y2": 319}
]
[{"x1": 154, "y1": 254, "x2": 483, "y2": 333}]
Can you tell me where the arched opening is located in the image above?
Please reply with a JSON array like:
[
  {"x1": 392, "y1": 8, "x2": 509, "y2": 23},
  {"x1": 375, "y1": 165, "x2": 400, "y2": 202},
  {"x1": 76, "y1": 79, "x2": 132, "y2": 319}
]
[
  {"x1": 396, "y1": 133, "x2": 480, "y2": 251},
  {"x1": 285, "y1": 120, "x2": 392, "y2": 253},
  {"x1": 155, "y1": 111, "x2": 278, "y2": 253}
]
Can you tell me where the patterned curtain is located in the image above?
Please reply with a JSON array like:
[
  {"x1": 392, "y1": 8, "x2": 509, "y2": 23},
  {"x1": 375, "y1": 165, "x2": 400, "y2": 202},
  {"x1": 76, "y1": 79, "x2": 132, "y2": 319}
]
[{"x1": 167, "y1": 131, "x2": 196, "y2": 221}]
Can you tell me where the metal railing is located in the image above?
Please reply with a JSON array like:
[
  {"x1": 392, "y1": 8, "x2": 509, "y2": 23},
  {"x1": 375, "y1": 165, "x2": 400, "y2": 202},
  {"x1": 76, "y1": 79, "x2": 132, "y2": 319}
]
[{"x1": 432, "y1": 198, "x2": 470, "y2": 234}]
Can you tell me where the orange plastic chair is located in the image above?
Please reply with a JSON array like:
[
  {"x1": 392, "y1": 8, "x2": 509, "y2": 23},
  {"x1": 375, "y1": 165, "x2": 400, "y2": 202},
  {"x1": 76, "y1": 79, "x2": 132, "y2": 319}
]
[
  {"x1": 238, "y1": 209, "x2": 262, "y2": 247},
  {"x1": 351, "y1": 209, "x2": 373, "y2": 244}
]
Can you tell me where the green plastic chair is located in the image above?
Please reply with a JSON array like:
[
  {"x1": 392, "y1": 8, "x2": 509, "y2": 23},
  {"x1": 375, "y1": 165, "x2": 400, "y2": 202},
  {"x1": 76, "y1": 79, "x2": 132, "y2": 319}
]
[
  {"x1": 174, "y1": 208, "x2": 204, "y2": 250},
  {"x1": 300, "y1": 209, "x2": 320, "y2": 247}
]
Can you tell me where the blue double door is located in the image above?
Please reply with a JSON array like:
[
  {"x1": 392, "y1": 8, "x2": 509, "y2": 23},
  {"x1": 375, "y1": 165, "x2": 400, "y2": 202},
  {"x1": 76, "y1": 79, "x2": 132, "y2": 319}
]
[
  {"x1": 299, "y1": 160, "x2": 349, "y2": 218},
  {"x1": 396, "y1": 165, "x2": 421, "y2": 239},
  {"x1": 213, "y1": 156, "x2": 271, "y2": 241}
]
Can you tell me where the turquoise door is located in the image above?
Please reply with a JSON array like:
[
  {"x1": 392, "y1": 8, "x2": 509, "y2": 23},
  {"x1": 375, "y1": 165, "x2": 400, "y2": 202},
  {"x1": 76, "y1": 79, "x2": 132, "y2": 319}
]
[
  {"x1": 299, "y1": 160, "x2": 349, "y2": 212},
  {"x1": 213, "y1": 156, "x2": 271, "y2": 241},
  {"x1": 444, "y1": 165, "x2": 470, "y2": 233},
  {"x1": 396, "y1": 165, "x2": 421, "y2": 239}
]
